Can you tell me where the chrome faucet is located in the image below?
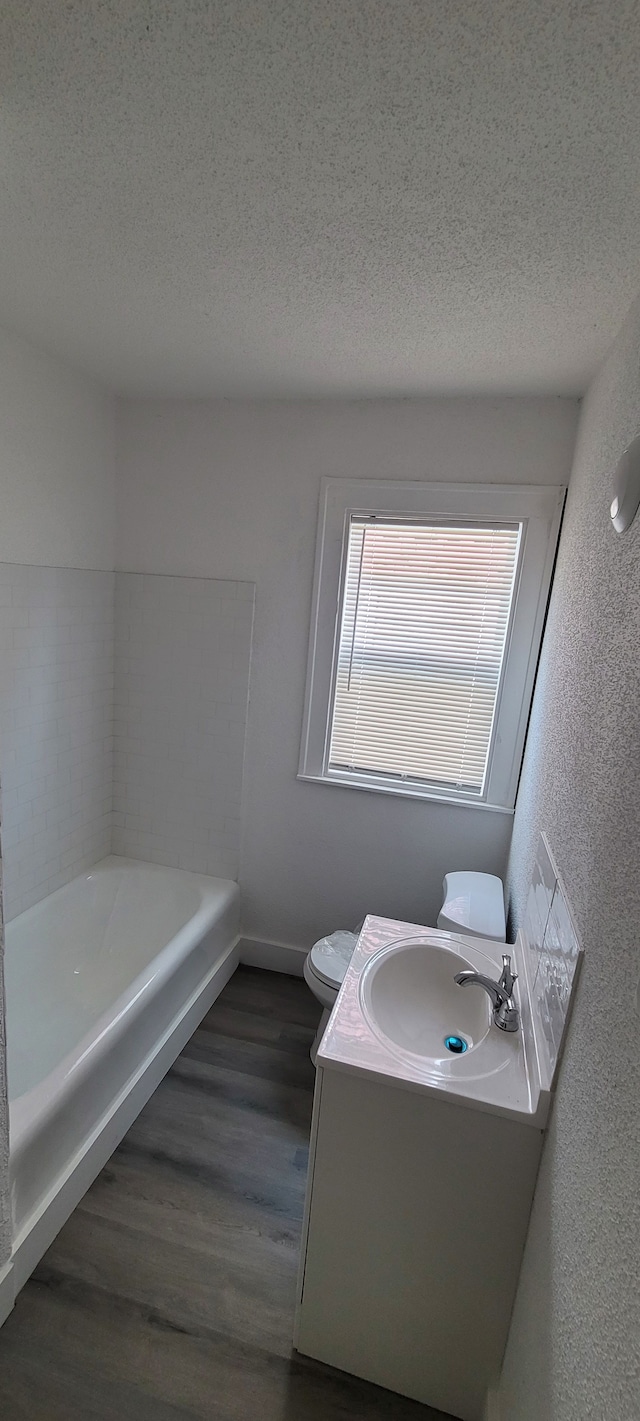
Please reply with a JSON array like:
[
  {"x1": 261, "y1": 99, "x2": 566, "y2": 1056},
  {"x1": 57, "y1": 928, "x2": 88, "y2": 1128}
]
[{"x1": 454, "y1": 954, "x2": 520, "y2": 1033}]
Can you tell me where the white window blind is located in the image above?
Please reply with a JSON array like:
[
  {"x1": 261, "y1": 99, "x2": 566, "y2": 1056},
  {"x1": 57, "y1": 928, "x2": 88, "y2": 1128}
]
[{"x1": 328, "y1": 517, "x2": 522, "y2": 795}]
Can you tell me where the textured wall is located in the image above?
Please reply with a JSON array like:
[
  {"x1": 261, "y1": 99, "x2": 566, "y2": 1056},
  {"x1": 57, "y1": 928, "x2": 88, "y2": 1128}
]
[
  {"x1": 113, "y1": 573, "x2": 254, "y2": 878},
  {"x1": 116, "y1": 395, "x2": 578, "y2": 948},
  {"x1": 499, "y1": 301, "x2": 640, "y2": 1417}
]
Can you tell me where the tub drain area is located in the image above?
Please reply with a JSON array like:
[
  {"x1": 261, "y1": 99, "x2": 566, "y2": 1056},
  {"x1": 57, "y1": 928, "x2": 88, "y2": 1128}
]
[{"x1": 444, "y1": 1034, "x2": 468, "y2": 1054}]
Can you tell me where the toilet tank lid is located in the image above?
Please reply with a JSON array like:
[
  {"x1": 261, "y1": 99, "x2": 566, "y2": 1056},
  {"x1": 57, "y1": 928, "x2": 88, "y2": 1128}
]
[{"x1": 439, "y1": 871, "x2": 506, "y2": 942}]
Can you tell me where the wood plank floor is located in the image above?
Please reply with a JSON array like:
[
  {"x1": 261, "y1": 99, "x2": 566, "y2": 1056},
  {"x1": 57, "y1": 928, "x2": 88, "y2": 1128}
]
[{"x1": 0, "y1": 966, "x2": 452, "y2": 1420}]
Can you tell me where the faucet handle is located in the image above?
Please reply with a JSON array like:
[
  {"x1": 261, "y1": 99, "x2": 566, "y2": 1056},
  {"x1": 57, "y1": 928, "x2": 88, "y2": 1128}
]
[
  {"x1": 496, "y1": 995, "x2": 520, "y2": 1032},
  {"x1": 500, "y1": 954, "x2": 517, "y2": 996}
]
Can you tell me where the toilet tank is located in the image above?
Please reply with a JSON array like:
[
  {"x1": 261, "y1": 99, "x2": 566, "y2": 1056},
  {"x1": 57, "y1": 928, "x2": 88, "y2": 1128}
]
[{"x1": 437, "y1": 871, "x2": 506, "y2": 943}]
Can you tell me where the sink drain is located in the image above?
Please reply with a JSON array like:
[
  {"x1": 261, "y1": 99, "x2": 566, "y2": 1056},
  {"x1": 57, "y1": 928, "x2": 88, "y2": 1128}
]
[{"x1": 444, "y1": 1035, "x2": 468, "y2": 1054}]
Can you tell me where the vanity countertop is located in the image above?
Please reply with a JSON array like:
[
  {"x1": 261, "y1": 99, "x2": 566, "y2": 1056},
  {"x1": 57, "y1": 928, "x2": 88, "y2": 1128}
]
[{"x1": 317, "y1": 914, "x2": 550, "y2": 1127}]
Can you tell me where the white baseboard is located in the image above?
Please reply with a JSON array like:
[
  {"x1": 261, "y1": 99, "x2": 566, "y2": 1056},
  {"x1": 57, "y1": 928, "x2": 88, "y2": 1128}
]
[
  {"x1": 238, "y1": 935, "x2": 308, "y2": 977},
  {"x1": 0, "y1": 1258, "x2": 15, "y2": 1326},
  {"x1": 9, "y1": 942, "x2": 239, "y2": 1299}
]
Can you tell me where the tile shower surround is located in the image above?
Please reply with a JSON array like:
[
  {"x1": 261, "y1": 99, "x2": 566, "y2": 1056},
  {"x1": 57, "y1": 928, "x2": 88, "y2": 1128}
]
[
  {"x1": 0, "y1": 565, "x2": 113, "y2": 920},
  {"x1": 0, "y1": 564, "x2": 254, "y2": 921},
  {"x1": 520, "y1": 833, "x2": 582, "y2": 1083}
]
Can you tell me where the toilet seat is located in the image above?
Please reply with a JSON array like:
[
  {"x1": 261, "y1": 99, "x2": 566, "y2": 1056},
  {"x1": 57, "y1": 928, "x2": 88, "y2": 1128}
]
[
  {"x1": 304, "y1": 932, "x2": 358, "y2": 1064},
  {"x1": 308, "y1": 930, "x2": 357, "y2": 992}
]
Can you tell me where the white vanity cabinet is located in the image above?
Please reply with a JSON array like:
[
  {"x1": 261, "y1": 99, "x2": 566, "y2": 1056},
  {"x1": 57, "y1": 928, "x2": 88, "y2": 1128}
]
[
  {"x1": 295, "y1": 1063, "x2": 543, "y2": 1421},
  {"x1": 293, "y1": 913, "x2": 555, "y2": 1421}
]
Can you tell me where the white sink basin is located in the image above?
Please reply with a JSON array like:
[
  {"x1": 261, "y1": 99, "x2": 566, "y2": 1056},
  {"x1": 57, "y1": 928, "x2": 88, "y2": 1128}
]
[
  {"x1": 360, "y1": 938, "x2": 491, "y2": 1064},
  {"x1": 317, "y1": 917, "x2": 542, "y2": 1123}
]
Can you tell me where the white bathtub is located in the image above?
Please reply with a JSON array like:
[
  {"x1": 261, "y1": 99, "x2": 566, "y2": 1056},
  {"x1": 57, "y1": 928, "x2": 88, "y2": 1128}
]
[{"x1": 4, "y1": 855, "x2": 240, "y2": 1299}]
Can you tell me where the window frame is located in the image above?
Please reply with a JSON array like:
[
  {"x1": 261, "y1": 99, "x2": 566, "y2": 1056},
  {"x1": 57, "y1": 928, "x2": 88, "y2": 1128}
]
[{"x1": 298, "y1": 478, "x2": 566, "y2": 812}]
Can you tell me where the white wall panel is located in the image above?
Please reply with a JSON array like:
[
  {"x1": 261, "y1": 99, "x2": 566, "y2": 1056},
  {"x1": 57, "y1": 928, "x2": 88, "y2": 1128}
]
[{"x1": 0, "y1": 566, "x2": 114, "y2": 922}]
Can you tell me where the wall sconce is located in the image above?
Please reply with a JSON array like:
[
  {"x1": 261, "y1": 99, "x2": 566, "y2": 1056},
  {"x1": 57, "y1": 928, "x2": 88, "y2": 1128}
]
[{"x1": 611, "y1": 433, "x2": 640, "y2": 533}]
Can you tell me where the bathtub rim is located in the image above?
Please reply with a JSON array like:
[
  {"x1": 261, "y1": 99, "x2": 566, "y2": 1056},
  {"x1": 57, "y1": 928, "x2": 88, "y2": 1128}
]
[
  {"x1": 7, "y1": 855, "x2": 238, "y2": 1157},
  {"x1": 3, "y1": 854, "x2": 242, "y2": 1321},
  {"x1": 10, "y1": 931, "x2": 240, "y2": 1297}
]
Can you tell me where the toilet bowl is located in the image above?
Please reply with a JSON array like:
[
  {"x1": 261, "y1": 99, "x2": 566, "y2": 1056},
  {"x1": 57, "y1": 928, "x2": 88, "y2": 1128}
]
[
  {"x1": 304, "y1": 871, "x2": 506, "y2": 1064},
  {"x1": 304, "y1": 930, "x2": 359, "y2": 1065}
]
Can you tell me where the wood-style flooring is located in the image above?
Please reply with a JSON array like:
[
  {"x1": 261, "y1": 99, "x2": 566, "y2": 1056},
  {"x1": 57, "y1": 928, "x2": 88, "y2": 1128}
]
[{"x1": 0, "y1": 966, "x2": 451, "y2": 1419}]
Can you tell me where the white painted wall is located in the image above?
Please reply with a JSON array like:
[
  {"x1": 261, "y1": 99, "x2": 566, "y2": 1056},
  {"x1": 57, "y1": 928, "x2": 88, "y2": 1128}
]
[
  {"x1": 115, "y1": 396, "x2": 578, "y2": 948},
  {"x1": 113, "y1": 573, "x2": 254, "y2": 878},
  {"x1": 0, "y1": 326, "x2": 116, "y2": 1272},
  {"x1": 497, "y1": 303, "x2": 640, "y2": 1418},
  {"x1": 0, "y1": 327, "x2": 115, "y2": 570}
]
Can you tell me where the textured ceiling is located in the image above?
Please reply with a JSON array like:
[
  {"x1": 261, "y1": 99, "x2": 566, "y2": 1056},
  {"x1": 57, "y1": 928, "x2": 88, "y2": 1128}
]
[{"x1": 1, "y1": 1, "x2": 640, "y2": 397}]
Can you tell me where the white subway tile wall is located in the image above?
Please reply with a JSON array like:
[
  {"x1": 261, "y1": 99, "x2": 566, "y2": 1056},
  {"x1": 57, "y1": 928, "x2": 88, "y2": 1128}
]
[
  {"x1": 0, "y1": 566, "x2": 255, "y2": 921},
  {"x1": 112, "y1": 573, "x2": 254, "y2": 878},
  {"x1": 0, "y1": 564, "x2": 114, "y2": 921},
  {"x1": 521, "y1": 832, "x2": 582, "y2": 1082}
]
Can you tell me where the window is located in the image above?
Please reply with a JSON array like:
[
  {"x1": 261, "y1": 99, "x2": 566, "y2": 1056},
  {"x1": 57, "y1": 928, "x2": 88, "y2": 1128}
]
[
  {"x1": 330, "y1": 516, "x2": 521, "y2": 796},
  {"x1": 299, "y1": 479, "x2": 565, "y2": 810}
]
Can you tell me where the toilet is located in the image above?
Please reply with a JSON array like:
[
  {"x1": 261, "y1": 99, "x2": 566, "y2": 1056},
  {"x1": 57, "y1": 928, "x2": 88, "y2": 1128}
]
[{"x1": 304, "y1": 871, "x2": 506, "y2": 1063}]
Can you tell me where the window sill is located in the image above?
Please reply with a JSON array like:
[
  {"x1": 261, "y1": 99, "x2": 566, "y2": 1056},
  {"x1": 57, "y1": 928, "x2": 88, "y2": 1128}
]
[{"x1": 296, "y1": 771, "x2": 515, "y2": 814}]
